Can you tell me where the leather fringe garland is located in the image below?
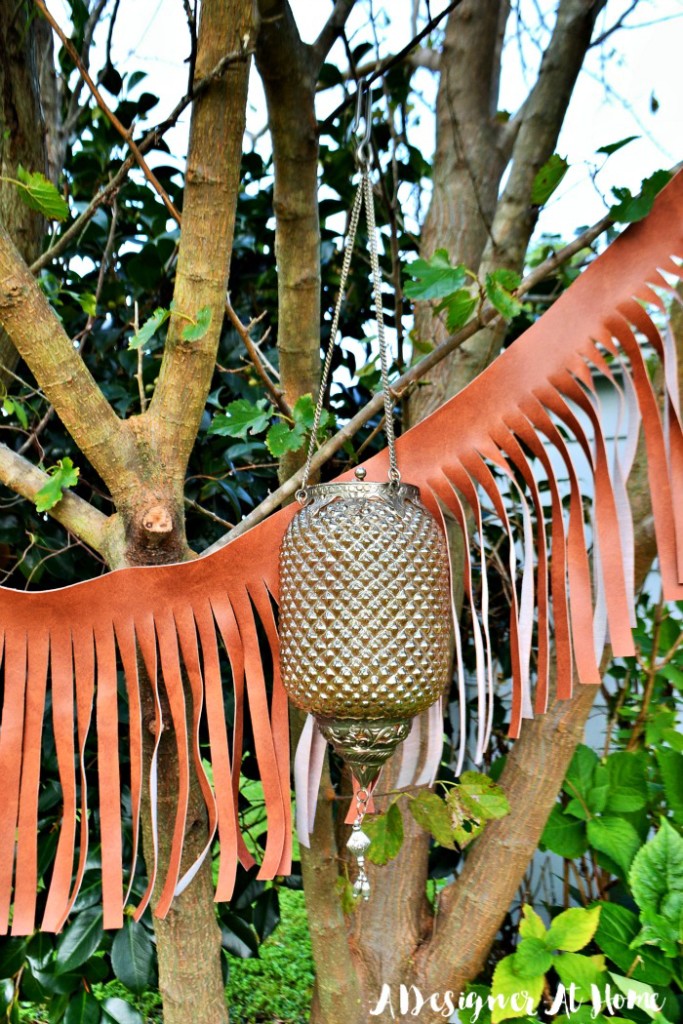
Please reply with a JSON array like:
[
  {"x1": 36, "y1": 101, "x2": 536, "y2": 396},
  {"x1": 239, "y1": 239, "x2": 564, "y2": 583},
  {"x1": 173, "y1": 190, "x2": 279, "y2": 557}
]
[{"x1": 1, "y1": 171, "x2": 682, "y2": 933}]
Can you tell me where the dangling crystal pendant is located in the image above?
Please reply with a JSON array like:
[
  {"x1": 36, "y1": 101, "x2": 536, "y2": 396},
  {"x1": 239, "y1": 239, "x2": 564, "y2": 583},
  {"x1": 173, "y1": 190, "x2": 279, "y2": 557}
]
[{"x1": 346, "y1": 790, "x2": 373, "y2": 900}]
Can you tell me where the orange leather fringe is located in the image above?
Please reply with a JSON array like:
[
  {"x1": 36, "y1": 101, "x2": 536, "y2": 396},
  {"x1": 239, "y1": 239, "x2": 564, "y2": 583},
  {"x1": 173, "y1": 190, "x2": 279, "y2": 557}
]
[{"x1": 1, "y1": 171, "x2": 682, "y2": 933}]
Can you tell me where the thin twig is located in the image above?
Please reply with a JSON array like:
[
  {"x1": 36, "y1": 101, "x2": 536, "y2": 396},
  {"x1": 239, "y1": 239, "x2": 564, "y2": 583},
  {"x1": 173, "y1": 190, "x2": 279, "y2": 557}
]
[
  {"x1": 29, "y1": 45, "x2": 253, "y2": 275},
  {"x1": 35, "y1": 0, "x2": 182, "y2": 224},
  {"x1": 225, "y1": 298, "x2": 292, "y2": 417},
  {"x1": 320, "y1": 0, "x2": 463, "y2": 129},
  {"x1": 184, "y1": 496, "x2": 234, "y2": 530},
  {"x1": 203, "y1": 208, "x2": 616, "y2": 554}
]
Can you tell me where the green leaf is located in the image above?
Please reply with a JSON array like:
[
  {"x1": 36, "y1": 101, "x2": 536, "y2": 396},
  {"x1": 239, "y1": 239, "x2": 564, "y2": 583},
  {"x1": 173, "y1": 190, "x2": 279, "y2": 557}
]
[
  {"x1": 656, "y1": 750, "x2": 683, "y2": 823},
  {"x1": 208, "y1": 399, "x2": 271, "y2": 439},
  {"x1": 0, "y1": 979, "x2": 13, "y2": 1017},
  {"x1": 35, "y1": 457, "x2": 80, "y2": 513},
  {"x1": 181, "y1": 305, "x2": 213, "y2": 341},
  {"x1": 555, "y1": 952, "x2": 606, "y2": 1000},
  {"x1": 658, "y1": 665, "x2": 683, "y2": 691},
  {"x1": 490, "y1": 955, "x2": 544, "y2": 1022},
  {"x1": 547, "y1": 906, "x2": 601, "y2": 952},
  {"x1": 541, "y1": 805, "x2": 587, "y2": 858},
  {"x1": 408, "y1": 790, "x2": 457, "y2": 849},
  {"x1": 531, "y1": 154, "x2": 568, "y2": 205},
  {"x1": 587, "y1": 817, "x2": 642, "y2": 877},
  {"x1": 485, "y1": 269, "x2": 522, "y2": 320},
  {"x1": 629, "y1": 820, "x2": 683, "y2": 951},
  {"x1": 291, "y1": 393, "x2": 331, "y2": 431},
  {"x1": 597, "y1": 136, "x2": 639, "y2": 156},
  {"x1": 610, "y1": 170, "x2": 672, "y2": 223},
  {"x1": 128, "y1": 307, "x2": 170, "y2": 350},
  {"x1": 78, "y1": 292, "x2": 97, "y2": 317},
  {"x1": 564, "y1": 744, "x2": 599, "y2": 799},
  {"x1": 364, "y1": 802, "x2": 404, "y2": 865},
  {"x1": 64, "y1": 990, "x2": 101, "y2": 1024},
  {"x1": 608, "y1": 974, "x2": 672, "y2": 1021},
  {"x1": 55, "y1": 908, "x2": 104, "y2": 974},
  {"x1": 519, "y1": 905, "x2": 546, "y2": 941},
  {"x1": 403, "y1": 249, "x2": 468, "y2": 301},
  {"x1": 458, "y1": 771, "x2": 510, "y2": 821},
  {"x1": 512, "y1": 937, "x2": 553, "y2": 979},
  {"x1": 594, "y1": 902, "x2": 673, "y2": 986},
  {"x1": 0, "y1": 938, "x2": 26, "y2": 978},
  {"x1": 101, "y1": 997, "x2": 144, "y2": 1024},
  {"x1": 606, "y1": 751, "x2": 648, "y2": 813},
  {"x1": 13, "y1": 165, "x2": 69, "y2": 221},
  {"x1": 3, "y1": 397, "x2": 28, "y2": 429},
  {"x1": 436, "y1": 289, "x2": 477, "y2": 332},
  {"x1": 265, "y1": 421, "x2": 306, "y2": 457},
  {"x1": 111, "y1": 917, "x2": 154, "y2": 994}
]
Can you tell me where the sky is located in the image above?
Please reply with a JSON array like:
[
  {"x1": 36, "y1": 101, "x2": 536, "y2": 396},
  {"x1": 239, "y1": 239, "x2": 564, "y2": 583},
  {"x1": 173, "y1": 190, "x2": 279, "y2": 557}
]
[{"x1": 68, "y1": 0, "x2": 683, "y2": 247}]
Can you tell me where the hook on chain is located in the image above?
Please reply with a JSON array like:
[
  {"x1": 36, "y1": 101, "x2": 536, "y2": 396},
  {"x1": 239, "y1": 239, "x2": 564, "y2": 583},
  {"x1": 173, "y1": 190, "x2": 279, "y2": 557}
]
[{"x1": 352, "y1": 78, "x2": 373, "y2": 169}]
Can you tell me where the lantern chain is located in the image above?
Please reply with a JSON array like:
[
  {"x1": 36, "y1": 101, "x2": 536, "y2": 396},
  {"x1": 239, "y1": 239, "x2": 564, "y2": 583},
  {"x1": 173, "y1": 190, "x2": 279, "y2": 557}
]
[
  {"x1": 297, "y1": 93, "x2": 399, "y2": 500},
  {"x1": 297, "y1": 182, "x2": 364, "y2": 502}
]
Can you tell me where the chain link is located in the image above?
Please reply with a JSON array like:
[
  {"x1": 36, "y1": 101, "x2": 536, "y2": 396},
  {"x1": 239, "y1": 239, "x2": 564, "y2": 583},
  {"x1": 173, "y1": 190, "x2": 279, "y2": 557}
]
[
  {"x1": 298, "y1": 165, "x2": 399, "y2": 500},
  {"x1": 363, "y1": 169, "x2": 400, "y2": 484}
]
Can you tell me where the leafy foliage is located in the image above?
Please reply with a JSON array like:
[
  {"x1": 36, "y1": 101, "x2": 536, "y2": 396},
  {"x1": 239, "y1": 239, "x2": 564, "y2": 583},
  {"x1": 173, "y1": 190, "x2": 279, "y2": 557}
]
[
  {"x1": 4, "y1": 166, "x2": 70, "y2": 221},
  {"x1": 531, "y1": 153, "x2": 568, "y2": 205},
  {"x1": 34, "y1": 458, "x2": 80, "y2": 513},
  {"x1": 485, "y1": 269, "x2": 523, "y2": 320},
  {"x1": 610, "y1": 169, "x2": 672, "y2": 222}
]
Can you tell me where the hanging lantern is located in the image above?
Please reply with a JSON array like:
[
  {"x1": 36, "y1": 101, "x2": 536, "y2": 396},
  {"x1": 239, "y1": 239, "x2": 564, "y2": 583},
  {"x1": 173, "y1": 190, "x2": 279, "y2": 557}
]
[
  {"x1": 279, "y1": 468, "x2": 451, "y2": 788},
  {"x1": 278, "y1": 84, "x2": 452, "y2": 897}
]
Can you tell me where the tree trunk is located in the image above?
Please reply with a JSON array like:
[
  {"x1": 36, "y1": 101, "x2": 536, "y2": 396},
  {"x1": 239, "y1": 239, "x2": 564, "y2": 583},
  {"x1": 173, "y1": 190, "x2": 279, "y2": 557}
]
[
  {"x1": 0, "y1": 0, "x2": 48, "y2": 385},
  {"x1": 302, "y1": 4, "x2": 617, "y2": 1022},
  {"x1": 255, "y1": 1, "x2": 322, "y2": 483}
]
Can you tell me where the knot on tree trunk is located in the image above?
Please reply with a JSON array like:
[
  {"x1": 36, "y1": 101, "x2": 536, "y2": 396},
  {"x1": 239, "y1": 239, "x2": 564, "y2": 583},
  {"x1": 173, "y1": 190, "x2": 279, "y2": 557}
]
[{"x1": 141, "y1": 504, "x2": 173, "y2": 534}]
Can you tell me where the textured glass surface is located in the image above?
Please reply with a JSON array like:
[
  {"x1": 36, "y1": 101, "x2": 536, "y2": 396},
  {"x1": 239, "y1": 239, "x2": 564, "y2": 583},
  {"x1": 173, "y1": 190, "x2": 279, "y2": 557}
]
[{"x1": 279, "y1": 483, "x2": 451, "y2": 720}]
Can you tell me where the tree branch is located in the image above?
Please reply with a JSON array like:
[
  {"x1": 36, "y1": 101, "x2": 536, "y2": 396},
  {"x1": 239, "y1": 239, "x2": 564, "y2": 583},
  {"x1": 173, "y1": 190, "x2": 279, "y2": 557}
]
[
  {"x1": 30, "y1": 44, "x2": 250, "y2": 276},
  {"x1": 225, "y1": 299, "x2": 292, "y2": 417},
  {"x1": 148, "y1": 0, "x2": 253, "y2": 478},
  {"x1": 319, "y1": 0, "x2": 463, "y2": 129},
  {"x1": 414, "y1": 0, "x2": 607, "y2": 419},
  {"x1": 0, "y1": 221, "x2": 129, "y2": 487},
  {"x1": 35, "y1": 0, "x2": 181, "y2": 225},
  {"x1": 310, "y1": 0, "x2": 358, "y2": 71},
  {"x1": 255, "y1": 0, "x2": 323, "y2": 483},
  {"x1": 204, "y1": 209, "x2": 612, "y2": 554},
  {"x1": 0, "y1": 442, "x2": 109, "y2": 554}
]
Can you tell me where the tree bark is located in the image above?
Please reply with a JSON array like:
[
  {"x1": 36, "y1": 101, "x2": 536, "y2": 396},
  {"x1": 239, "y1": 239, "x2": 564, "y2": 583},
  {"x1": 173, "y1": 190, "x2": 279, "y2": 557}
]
[
  {"x1": 0, "y1": 0, "x2": 48, "y2": 385},
  {"x1": 254, "y1": 5, "x2": 362, "y2": 1019},
  {"x1": 255, "y1": 0, "x2": 322, "y2": 483},
  {"x1": 301, "y1": 4, "x2": 627, "y2": 1022},
  {"x1": 0, "y1": 1, "x2": 255, "y2": 1020},
  {"x1": 411, "y1": 0, "x2": 606, "y2": 422}
]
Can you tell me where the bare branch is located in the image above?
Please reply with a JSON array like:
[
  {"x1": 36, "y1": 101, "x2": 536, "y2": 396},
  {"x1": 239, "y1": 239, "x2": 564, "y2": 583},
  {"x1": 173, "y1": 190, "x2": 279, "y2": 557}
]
[
  {"x1": 0, "y1": 442, "x2": 109, "y2": 554},
  {"x1": 204, "y1": 209, "x2": 612, "y2": 554},
  {"x1": 225, "y1": 299, "x2": 292, "y2": 417},
  {"x1": 0, "y1": 221, "x2": 128, "y2": 485},
  {"x1": 590, "y1": 0, "x2": 640, "y2": 48},
  {"x1": 319, "y1": 0, "x2": 463, "y2": 130},
  {"x1": 30, "y1": 44, "x2": 251, "y2": 276},
  {"x1": 36, "y1": 0, "x2": 181, "y2": 225},
  {"x1": 311, "y1": 0, "x2": 358, "y2": 71},
  {"x1": 63, "y1": 0, "x2": 110, "y2": 135}
]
